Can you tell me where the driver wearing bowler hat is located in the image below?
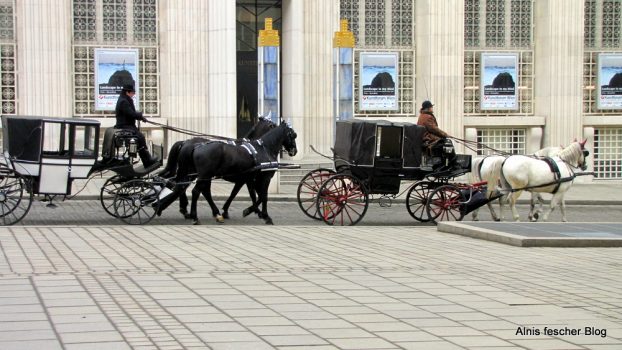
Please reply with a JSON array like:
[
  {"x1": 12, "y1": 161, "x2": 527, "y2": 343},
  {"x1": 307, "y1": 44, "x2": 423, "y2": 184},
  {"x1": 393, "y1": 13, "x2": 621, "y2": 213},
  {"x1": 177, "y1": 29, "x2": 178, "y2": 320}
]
[
  {"x1": 115, "y1": 83, "x2": 158, "y2": 167},
  {"x1": 417, "y1": 100, "x2": 449, "y2": 144}
]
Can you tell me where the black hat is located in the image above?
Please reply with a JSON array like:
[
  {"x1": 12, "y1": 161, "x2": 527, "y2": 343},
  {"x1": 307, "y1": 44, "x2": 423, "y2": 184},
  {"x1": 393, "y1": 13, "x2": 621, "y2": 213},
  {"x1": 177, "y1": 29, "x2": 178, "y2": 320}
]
[
  {"x1": 421, "y1": 100, "x2": 434, "y2": 110},
  {"x1": 122, "y1": 84, "x2": 136, "y2": 93}
]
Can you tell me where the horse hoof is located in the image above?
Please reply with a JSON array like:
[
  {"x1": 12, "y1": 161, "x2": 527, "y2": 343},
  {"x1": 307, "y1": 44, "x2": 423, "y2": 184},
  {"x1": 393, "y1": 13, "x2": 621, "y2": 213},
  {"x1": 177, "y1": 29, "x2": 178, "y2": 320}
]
[
  {"x1": 533, "y1": 213, "x2": 539, "y2": 220},
  {"x1": 216, "y1": 215, "x2": 225, "y2": 223},
  {"x1": 222, "y1": 212, "x2": 229, "y2": 219},
  {"x1": 184, "y1": 213, "x2": 194, "y2": 220},
  {"x1": 193, "y1": 220, "x2": 200, "y2": 225},
  {"x1": 242, "y1": 208, "x2": 252, "y2": 217},
  {"x1": 494, "y1": 218, "x2": 501, "y2": 222},
  {"x1": 265, "y1": 219, "x2": 274, "y2": 225},
  {"x1": 180, "y1": 208, "x2": 188, "y2": 215}
]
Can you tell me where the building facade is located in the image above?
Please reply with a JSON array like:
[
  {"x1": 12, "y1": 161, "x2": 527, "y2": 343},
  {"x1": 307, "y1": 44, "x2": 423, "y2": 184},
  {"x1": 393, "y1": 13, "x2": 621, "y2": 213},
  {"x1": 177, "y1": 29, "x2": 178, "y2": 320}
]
[{"x1": 2, "y1": 0, "x2": 622, "y2": 180}]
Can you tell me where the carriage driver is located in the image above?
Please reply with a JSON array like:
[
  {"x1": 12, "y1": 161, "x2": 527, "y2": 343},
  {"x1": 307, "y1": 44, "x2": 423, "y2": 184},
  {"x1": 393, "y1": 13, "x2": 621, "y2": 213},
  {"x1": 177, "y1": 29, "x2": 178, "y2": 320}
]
[
  {"x1": 115, "y1": 84, "x2": 158, "y2": 167},
  {"x1": 417, "y1": 100, "x2": 450, "y2": 165}
]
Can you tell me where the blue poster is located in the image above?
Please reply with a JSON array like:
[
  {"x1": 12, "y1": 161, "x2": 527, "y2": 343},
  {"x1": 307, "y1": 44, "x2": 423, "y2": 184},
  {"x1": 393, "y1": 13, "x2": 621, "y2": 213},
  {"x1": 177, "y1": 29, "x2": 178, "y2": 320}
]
[
  {"x1": 598, "y1": 53, "x2": 622, "y2": 109},
  {"x1": 480, "y1": 53, "x2": 518, "y2": 110},
  {"x1": 359, "y1": 52, "x2": 398, "y2": 111},
  {"x1": 94, "y1": 48, "x2": 139, "y2": 111}
]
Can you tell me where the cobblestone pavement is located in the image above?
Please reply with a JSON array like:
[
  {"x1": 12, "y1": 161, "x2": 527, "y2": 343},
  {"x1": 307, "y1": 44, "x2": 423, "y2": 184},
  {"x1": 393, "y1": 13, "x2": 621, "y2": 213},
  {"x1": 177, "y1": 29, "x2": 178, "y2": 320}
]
[
  {"x1": 13, "y1": 199, "x2": 622, "y2": 226},
  {"x1": 0, "y1": 225, "x2": 621, "y2": 349}
]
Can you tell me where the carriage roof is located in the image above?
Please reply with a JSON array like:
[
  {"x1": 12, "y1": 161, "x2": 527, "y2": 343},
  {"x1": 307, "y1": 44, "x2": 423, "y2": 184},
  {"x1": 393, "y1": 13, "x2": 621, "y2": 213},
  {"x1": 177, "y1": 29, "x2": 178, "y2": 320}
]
[
  {"x1": 2, "y1": 115, "x2": 100, "y2": 162},
  {"x1": 334, "y1": 119, "x2": 425, "y2": 167}
]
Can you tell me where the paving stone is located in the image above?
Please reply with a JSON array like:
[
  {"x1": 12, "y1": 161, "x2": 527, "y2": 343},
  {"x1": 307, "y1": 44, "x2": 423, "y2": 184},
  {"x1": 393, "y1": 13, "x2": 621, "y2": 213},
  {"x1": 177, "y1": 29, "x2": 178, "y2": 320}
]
[{"x1": 329, "y1": 337, "x2": 397, "y2": 349}]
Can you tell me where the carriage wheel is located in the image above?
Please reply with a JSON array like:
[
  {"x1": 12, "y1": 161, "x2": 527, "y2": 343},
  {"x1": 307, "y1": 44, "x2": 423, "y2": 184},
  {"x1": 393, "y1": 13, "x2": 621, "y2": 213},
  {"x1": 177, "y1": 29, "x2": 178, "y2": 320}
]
[
  {"x1": 100, "y1": 175, "x2": 127, "y2": 217},
  {"x1": 316, "y1": 174, "x2": 368, "y2": 226},
  {"x1": 406, "y1": 181, "x2": 433, "y2": 222},
  {"x1": 0, "y1": 167, "x2": 33, "y2": 225},
  {"x1": 426, "y1": 184, "x2": 465, "y2": 224},
  {"x1": 297, "y1": 168, "x2": 335, "y2": 220},
  {"x1": 113, "y1": 179, "x2": 159, "y2": 225}
]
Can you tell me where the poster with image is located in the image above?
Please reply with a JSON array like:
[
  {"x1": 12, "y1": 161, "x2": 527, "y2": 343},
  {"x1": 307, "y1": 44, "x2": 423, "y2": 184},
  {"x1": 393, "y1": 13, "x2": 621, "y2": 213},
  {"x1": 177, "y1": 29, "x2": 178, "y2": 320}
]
[
  {"x1": 480, "y1": 53, "x2": 518, "y2": 110},
  {"x1": 94, "y1": 48, "x2": 139, "y2": 111},
  {"x1": 598, "y1": 53, "x2": 622, "y2": 109},
  {"x1": 359, "y1": 52, "x2": 398, "y2": 111}
]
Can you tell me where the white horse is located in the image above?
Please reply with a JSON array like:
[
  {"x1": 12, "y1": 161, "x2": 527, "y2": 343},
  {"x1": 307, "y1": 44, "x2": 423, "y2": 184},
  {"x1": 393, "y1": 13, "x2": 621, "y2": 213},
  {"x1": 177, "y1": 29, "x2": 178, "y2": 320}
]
[
  {"x1": 470, "y1": 155, "x2": 506, "y2": 221},
  {"x1": 471, "y1": 145, "x2": 566, "y2": 222},
  {"x1": 500, "y1": 141, "x2": 588, "y2": 222}
]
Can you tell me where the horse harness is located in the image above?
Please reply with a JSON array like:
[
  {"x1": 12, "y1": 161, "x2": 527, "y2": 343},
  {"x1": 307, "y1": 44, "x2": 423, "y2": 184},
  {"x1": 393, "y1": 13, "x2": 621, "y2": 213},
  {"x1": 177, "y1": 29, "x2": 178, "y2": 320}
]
[
  {"x1": 501, "y1": 156, "x2": 577, "y2": 193},
  {"x1": 239, "y1": 140, "x2": 279, "y2": 172}
]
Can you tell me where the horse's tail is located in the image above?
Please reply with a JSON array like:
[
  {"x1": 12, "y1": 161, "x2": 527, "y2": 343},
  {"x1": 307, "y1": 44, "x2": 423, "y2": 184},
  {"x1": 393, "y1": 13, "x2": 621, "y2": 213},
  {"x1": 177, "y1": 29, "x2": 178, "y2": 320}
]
[
  {"x1": 497, "y1": 158, "x2": 512, "y2": 195},
  {"x1": 470, "y1": 156, "x2": 484, "y2": 183},
  {"x1": 157, "y1": 140, "x2": 184, "y2": 178},
  {"x1": 481, "y1": 156, "x2": 507, "y2": 197}
]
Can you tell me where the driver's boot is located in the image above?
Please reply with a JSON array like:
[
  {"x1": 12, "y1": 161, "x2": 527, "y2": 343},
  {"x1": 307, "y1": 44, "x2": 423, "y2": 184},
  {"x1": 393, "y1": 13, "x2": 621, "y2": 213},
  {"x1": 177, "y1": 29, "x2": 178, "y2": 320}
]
[{"x1": 139, "y1": 148, "x2": 159, "y2": 168}]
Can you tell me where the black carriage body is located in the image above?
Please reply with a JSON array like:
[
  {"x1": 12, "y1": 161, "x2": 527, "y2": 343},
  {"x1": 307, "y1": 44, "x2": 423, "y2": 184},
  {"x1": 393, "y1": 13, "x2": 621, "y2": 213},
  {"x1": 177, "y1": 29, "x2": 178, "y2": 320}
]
[
  {"x1": 2, "y1": 116, "x2": 100, "y2": 195},
  {"x1": 334, "y1": 120, "x2": 427, "y2": 194}
]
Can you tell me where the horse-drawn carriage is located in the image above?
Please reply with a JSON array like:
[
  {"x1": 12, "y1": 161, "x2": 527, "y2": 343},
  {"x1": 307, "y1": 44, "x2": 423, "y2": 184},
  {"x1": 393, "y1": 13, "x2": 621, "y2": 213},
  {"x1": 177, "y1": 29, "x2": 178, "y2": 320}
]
[
  {"x1": 297, "y1": 119, "x2": 483, "y2": 226},
  {"x1": 0, "y1": 115, "x2": 165, "y2": 225}
]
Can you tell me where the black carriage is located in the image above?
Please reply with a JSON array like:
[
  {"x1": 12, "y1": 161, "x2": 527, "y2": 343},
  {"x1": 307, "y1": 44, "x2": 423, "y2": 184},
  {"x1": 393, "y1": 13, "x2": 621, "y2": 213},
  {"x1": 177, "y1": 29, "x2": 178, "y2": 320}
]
[
  {"x1": 0, "y1": 116, "x2": 163, "y2": 225},
  {"x1": 297, "y1": 120, "x2": 472, "y2": 226}
]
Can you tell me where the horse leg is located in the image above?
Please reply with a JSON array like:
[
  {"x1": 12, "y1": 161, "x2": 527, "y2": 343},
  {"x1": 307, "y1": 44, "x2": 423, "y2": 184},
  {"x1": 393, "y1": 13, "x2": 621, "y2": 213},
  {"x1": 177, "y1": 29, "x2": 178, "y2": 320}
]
[
  {"x1": 559, "y1": 195, "x2": 568, "y2": 222},
  {"x1": 498, "y1": 195, "x2": 507, "y2": 221},
  {"x1": 179, "y1": 186, "x2": 189, "y2": 217},
  {"x1": 509, "y1": 191, "x2": 521, "y2": 222},
  {"x1": 200, "y1": 179, "x2": 223, "y2": 223},
  {"x1": 471, "y1": 207, "x2": 479, "y2": 221},
  {"x1": 189, "y1": 183, "x2": 202, "y2": 224},
  {"x1": 534, "y1": 193, "x2": 545, "y2": 220},
  {"x1": 528, "y1": 192, "x2": 538, "y2": 222},
  {"x1": 222, "y1": 181, "x2": 244, "y2": 219},
  {"x1": 255, "y1": 177, "x2": 273, "y2": 225},
  {"x1": 242, "y1": 181, "x2": 262, "y2": 217},
  {"x1": 542, "y1": 193, "x2": 561, "y2": 222}
]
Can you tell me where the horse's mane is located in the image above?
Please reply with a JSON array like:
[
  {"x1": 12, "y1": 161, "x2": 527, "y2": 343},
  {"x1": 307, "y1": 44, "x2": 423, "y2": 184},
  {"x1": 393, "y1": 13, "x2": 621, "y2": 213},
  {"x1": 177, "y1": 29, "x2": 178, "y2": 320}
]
[{"x1": 558, "y1": 143, "x2": 582, "y2": 165}]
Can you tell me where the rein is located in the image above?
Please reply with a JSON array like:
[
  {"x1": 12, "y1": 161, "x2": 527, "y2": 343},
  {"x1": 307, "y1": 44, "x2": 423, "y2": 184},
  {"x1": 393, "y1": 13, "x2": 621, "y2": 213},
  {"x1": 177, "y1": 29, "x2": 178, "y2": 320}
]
[{"x1": 144, "y1": 120, "x2": 237, "y2": 141}]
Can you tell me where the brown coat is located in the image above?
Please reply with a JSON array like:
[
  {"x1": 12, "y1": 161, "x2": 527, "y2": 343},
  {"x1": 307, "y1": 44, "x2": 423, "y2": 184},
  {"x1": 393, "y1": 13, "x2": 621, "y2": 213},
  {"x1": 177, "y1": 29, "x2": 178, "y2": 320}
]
[{"x1": 417, "y1": 111, "x2": 448, "y2": 144}]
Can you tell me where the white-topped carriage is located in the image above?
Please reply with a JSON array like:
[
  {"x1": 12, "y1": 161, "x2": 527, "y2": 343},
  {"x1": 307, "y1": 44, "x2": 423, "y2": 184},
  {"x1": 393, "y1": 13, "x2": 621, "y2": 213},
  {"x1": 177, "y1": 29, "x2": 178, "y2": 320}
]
[
  {"x1": 2, "y1": 116, "x2": 100, "y2": 195},
  {"x1": 0, "y1": 115, "x2": 164, "y2": 225}
]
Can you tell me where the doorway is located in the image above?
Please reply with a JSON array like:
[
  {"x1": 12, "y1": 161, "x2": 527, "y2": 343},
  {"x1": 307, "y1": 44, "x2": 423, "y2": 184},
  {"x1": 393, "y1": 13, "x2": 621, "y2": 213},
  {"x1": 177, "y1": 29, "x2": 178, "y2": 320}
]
[{"x1": 236, "y1": 0, "x2": 282, "y2": 138}]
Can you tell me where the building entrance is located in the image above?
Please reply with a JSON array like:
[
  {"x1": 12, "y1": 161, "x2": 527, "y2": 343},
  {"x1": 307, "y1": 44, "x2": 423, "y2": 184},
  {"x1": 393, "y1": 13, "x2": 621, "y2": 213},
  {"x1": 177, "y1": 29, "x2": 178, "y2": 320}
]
[{"x1": 236, "y1": 0, "x2": 282, "y2": 138}]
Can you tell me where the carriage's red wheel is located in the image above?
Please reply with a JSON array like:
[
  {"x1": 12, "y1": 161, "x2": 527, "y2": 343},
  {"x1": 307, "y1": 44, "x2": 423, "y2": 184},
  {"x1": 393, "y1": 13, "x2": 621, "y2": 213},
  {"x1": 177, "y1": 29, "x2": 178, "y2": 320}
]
[
  {"x1": 297, "y1": 168, "x2": 335, "y2": 220},
  {"x1": 406, "y1": 181, "x2": 434, "y2": 222},
  {"x1": 426, "y1": 184, "x2": 465, "y2": 224},
  {"x1": 0, "y1": 166, "x2": 33, "y2": 225},
  {"x1": 316, "y1": 174, "x2": 368, "y2": 226}
]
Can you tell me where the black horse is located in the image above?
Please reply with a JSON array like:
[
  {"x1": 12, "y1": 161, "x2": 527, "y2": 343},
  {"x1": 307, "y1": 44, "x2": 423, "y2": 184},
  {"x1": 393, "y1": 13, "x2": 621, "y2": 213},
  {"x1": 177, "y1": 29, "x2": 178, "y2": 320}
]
[
  {"x1": 187, "y1": 121, "x2": 297, "y2": 225},
  {"x1": 157, "y1": 117, "x2": 275, "y2": 218}
]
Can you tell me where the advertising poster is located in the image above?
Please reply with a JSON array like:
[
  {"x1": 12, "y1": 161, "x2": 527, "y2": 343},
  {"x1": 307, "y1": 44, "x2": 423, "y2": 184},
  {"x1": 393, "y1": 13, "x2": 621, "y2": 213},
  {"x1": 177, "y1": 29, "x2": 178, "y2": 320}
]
[
  {"x1": 598, "y1": 53, "x2": 622, "y2": 109},
  {"x1": 94, "y1": 48, "x2": 139, "y2": 111},
  {"x1": 480, "y1": 53, "x2": 518, "y2": 110},
  {"x1": 359, "y1": 52, "x2": 398, "y2": 111}
]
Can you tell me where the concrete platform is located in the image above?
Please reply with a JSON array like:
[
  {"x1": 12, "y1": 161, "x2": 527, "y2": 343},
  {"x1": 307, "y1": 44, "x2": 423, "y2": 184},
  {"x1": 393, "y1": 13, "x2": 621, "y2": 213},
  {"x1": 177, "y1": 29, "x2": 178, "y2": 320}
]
[{"x1": 438, "y1": 222, "x2": 622, "y2": 247}]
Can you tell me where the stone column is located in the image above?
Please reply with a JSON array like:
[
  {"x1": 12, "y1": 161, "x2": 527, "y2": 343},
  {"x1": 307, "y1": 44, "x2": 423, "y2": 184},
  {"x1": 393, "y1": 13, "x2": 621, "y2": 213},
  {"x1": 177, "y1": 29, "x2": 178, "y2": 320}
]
[
  {"x1": 282, "y1": 0, "x2": 305, "y2": 160},
  {"x1": 160, "y1": 0, "x2": 236, "y2": 143},
  {"x1": 16, "y1": 0, "x2": 73, "y2": 117},
  {"x1": 207, "y1": 0, "x2": 237, "y2": 138},
  {"x1": 534, "y1": 0, "x2": 584, "y2": 147},
  {"x1": 302, "y1": 0, "x2": 339, "y2": 155},
  {"x1": 159, "y1": 0, "x2": 211, "y2": 144},
  {"x1": 415, "y1": 0, "x2": 465, "y2": 149}
]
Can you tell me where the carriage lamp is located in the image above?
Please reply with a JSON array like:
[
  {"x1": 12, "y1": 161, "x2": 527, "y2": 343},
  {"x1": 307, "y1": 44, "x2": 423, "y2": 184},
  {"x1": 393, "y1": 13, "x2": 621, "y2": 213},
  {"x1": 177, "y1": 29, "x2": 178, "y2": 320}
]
[
  {"x1": 128, "y1": 138, "x2": 138, "y2": 158},
  {"x1": 443, "y1": 144, "x2": 455, "y2": 154}
]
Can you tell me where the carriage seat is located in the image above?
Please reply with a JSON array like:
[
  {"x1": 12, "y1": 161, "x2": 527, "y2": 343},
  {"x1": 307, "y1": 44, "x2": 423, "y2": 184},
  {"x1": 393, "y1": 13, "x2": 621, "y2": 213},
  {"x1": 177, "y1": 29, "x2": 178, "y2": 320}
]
[{"x1": 101, "y1": 127, "x2": 139, "y2": 161}]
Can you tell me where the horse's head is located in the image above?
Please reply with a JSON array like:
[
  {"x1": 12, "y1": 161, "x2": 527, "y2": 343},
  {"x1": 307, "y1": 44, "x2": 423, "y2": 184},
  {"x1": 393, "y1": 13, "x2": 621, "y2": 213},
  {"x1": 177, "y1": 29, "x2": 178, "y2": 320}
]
[
  {"x1": 566, "y1": 139, "x2": 589, "y2": 171},
  {"x1": 245, "y1": 117, "x2": 276, "y2": 140},
  {"x1": 280, "y1": 121, "x2": 298, "y2": 157}
]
